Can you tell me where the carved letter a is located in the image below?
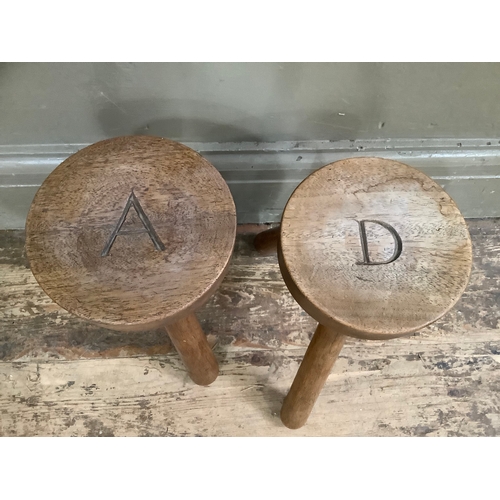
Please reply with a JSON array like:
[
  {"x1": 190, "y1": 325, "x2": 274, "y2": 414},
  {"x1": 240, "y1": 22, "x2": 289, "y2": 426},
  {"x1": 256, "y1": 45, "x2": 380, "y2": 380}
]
[
  {"x1": 356, "y1": 219, "x2": 402, "y2": 265},
  {"x1": 101, "y1": 190, "x2": 165, "y2": 257}
]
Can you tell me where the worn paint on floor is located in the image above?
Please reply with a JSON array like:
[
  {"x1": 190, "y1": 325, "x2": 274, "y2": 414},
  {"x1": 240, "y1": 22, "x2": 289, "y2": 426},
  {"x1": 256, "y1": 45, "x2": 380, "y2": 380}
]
[{"x1": 0, "y1": 221, "x2": 499, "y2": 436}]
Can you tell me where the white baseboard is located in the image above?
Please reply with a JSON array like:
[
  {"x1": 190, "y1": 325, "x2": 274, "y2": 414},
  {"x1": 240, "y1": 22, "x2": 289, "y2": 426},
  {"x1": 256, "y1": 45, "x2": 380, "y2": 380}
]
[{"x1": 1, "y1": 138, "x2": 499, "y2": 229}]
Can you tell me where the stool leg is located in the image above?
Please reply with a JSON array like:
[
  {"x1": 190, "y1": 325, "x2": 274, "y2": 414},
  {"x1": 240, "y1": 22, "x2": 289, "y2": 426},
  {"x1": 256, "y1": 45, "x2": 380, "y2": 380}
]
[
  {"x1": 254, "y1": 226, "x2": 280, "y2": 255},
  {"x1": 280, "y1": 323, "x2": 346, "y2": 429},
  {"x1": 165, "y1": 313, "x2": 219, "y2": 386}
]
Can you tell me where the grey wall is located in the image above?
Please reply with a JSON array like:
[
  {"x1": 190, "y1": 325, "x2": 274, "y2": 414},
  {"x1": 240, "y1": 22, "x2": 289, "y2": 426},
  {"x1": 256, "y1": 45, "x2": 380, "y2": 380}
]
[
  {"x1": 1, "y1": 63, "x2": 500, "y2": 227},
  {"x1": 2, "y1": 62, "x2": 500, "y2": 145}
]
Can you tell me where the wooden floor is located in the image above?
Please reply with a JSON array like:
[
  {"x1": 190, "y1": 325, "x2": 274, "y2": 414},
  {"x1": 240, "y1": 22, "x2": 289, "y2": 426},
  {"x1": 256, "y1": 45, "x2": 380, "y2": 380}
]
[{"x1": 1, "y1": 221, "x2": 499, "y2": 436}]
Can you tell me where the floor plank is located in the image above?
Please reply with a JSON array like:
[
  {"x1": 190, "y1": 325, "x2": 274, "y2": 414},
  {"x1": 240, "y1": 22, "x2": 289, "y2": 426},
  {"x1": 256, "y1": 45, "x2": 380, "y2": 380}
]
[{"x1": 1, "y1": 221, "x2": 499, "y2": 436}]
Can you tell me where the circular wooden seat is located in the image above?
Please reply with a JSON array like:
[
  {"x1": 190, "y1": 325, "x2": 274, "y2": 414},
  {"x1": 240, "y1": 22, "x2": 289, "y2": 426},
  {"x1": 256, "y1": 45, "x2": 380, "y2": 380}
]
[
  {"x1": 26, "y1": 135, "x2": 236, "y2": 385},
  {"x1": 271, "y1": 157, "x2": 472, "y2": 428},
  {"x1": 279, "y1": 156, "x2": 472, "y2": 340}
]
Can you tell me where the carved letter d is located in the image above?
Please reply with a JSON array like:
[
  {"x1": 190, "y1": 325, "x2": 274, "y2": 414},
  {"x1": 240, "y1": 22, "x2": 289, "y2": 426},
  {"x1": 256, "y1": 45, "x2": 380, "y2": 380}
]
[{"x1": 356, "y1": 220, "x2": 402, "y2": 265}]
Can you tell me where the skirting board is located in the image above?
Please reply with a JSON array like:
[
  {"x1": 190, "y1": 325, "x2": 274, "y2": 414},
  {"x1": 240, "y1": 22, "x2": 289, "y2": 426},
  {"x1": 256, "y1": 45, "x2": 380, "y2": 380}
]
[{"x1": 1, "y1": 138, "x2": 499, "y2": 229}]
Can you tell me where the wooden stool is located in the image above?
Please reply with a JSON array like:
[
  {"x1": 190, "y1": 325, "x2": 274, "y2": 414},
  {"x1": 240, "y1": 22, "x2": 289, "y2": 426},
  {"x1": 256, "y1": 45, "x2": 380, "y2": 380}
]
[
  {"x1": 25, "y1": 136, "x2": 236, "y2": 386},
  {"x1": 256, "y1": 157, "x2": 472, "y2": 429}
]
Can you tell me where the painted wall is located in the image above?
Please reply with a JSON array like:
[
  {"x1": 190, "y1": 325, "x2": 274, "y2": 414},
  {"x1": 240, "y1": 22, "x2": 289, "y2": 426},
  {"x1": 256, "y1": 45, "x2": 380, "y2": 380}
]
[{"x1": 2, "y1": 62, "x2": 500, "y2": 145}]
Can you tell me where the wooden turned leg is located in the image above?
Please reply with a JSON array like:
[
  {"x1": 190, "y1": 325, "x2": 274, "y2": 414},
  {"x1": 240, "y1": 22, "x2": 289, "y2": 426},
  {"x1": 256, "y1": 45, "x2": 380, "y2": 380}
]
[
  {"x1": 165, "y1": 313, "x2": 219, "y2": 386},
  {"x1": 254, "y1": 226, "x2": 280, "y2": 255},
  {"x1": 281, "y1": 323, "x2": 346, "y2": 429}
]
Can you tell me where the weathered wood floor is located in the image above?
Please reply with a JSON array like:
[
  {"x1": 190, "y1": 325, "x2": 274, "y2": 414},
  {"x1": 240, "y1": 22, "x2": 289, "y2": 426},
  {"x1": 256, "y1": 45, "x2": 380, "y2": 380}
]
[{"x1": 1, "y1": 221, "x2": 499, "y2": 436}]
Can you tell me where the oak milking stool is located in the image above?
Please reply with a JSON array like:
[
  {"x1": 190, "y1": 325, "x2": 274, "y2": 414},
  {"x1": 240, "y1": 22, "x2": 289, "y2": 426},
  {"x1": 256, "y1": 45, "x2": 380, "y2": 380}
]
[
  {"x1": 255, "y1": 157, "x2": 472, "y2": 429},
  {"x1": 25, "y1": 136, "x2": 236, "y2": 386}
]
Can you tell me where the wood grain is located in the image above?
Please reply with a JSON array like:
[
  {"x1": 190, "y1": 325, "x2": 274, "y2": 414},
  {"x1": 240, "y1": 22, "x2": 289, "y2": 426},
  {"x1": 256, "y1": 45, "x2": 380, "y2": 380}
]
[
  {"x1": 0, "y1": 222, "x2": 499, "y2": 436},
  {"x1": 23, "y1": 136, "x2": 236, "y2": 386},
  {"x1": 164, "y1": 314, "x2": 219, "y2": 386},
  {"x1": 254, "y1": 226, "x2": 280, "y2": 255},
  {"x1": 280, "y1": 323, "x2": 346, "y2": 429},
  {"x1": 279, "y1": 157, "x2": 473, "y2": 340},
  {"x1": 25, "y1": 136, "x2": 237, "y2": 331},
  {"x1": 1, "y1": 337, "x2": 499, "y2": 437},
  {"x1": 278, "y1": 157, "x2": 473, "y2": 427}
]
